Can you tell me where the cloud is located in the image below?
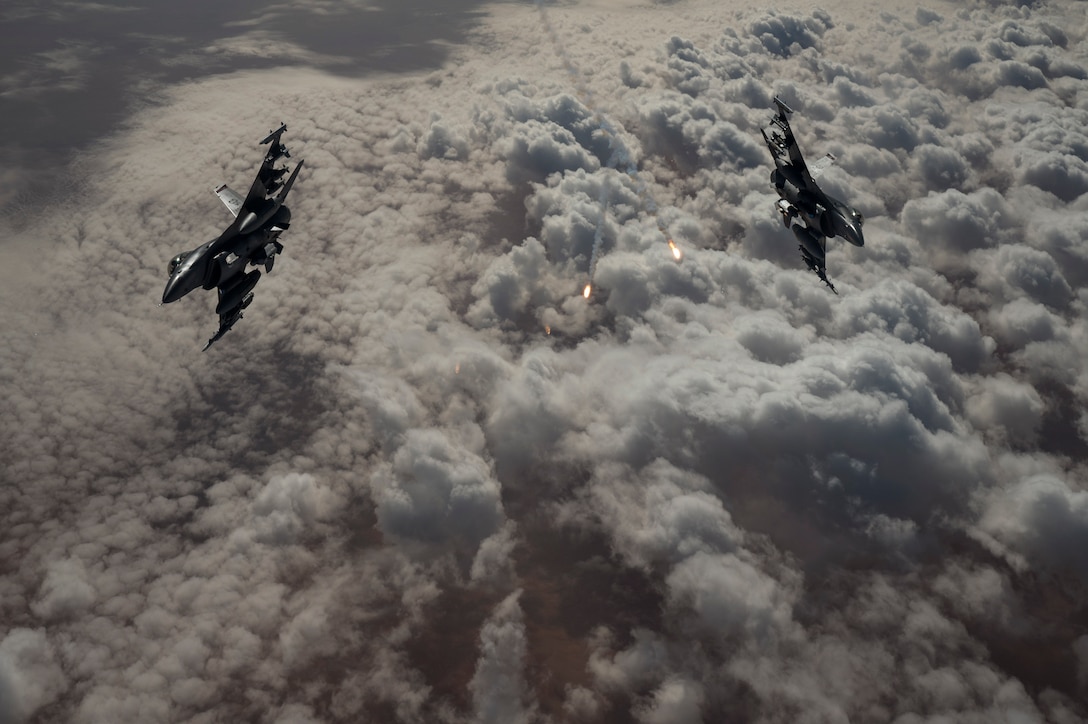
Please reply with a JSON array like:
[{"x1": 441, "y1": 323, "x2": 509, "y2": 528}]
[
  {"x1": 370, "y1": 427, "x2": 505, "y2": 543},
  {"x1": 0, "y1": 629, "x2": 68, "y2": 724},
  {"x1": 0, "y1": 41, "x2": 98, "y2": 97},
  {"x1": 636, "y1": 677, "x2": 704, "y2": 724},
  {"x1": 251, "y1": 472, "x2": 338, "y2": 545},
  {"x1": 975, "y1": 474, "x2": 1088, "y2": 576},
  {"x1": 185, "y1": 30, "x2": 354, "y2": 68},
  {"x1": 748, "y1": 10, "x2": 832, "y2": 57},
  {"x1": 900, "y1": 187, "x2": 1012, "y2": 259},
  {"x1": 965, "y1": 372, "x2": 1045, "y2": 446},
  {"x1": 667, "y1": 551, "x2": 797, "y2": 646},
  {"x1": 31, "y1": 558, "x2": 97, "y2": 621},
  {"x1": 470, "y1": 591, "x2": 537, "y2": 724},
  {"x1": 2, "y1": 0, "x2": 1088, "y2": 721},
  {"x1": 637, "y1": 94, "x2": 765, "y2": 171},
  {"x1": 497, "y1": 117, "x2": 601, "y2": 185}
]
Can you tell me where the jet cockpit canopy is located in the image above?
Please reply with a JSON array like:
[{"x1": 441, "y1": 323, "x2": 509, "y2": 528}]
[{"x1": 168, "y1": 252, "x2": 190, "y2": 275}]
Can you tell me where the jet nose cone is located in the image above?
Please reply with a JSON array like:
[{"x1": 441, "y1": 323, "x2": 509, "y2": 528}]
[
  {"x1": 832, "y1": 206, "x2": 865, "y2": 247},
  {"x1": 162, "y1": 275, "x2": 185, "y2": 304},
  {"x1": 845, "y1": 225, "x2": 864, "y2": 247}
]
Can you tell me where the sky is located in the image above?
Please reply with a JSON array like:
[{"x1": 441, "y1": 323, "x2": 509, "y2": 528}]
[{"x1": 1, "y1": 0, "x2": 1088, "y2": 722}]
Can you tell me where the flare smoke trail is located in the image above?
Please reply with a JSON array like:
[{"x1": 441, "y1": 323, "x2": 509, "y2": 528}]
[
  {"x1": 533, "y1": 0, "x2": 683, "y2": 298},
  {"x1": 585, "y1": 158, "x2": 620, "y2": 299}
]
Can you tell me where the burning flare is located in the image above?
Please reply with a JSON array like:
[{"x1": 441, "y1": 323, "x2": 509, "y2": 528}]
[
  {"x1": 668, "y1": 239, "x2": 682, "y2": 261},
  {"x1": 583, "y1": 284, "x2": 592, "y2": 299}
]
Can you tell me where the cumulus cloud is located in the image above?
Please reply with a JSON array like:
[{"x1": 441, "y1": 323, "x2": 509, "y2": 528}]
[
  {"x1": 749, "y1": 10, "x2": 833, "y2": 58},
  {"x1": 0, "y1": 629, "x2": 68, "y2": 723},
  {"x1": 667, "y1": 551, "x2": 797, "y2": 646},
  {"x1": 965, "y1": 372, "x2": 1045, "y2": 446},
  {"x1": 470, "y1": 591, "x2": 536, "y2": 724},
  {"x1": 900, "y1": 187, "x2": 1013, "y2": 259},
  {"x1": 975, "y1": 474, "x2": 1088, "y2": 576},
  {"x1": 636, "y1": 677, "x2": 704, "y2": 724},
  {"x1": 30, "y1": 558, "x2": 97, "y2": 621},
  {"x1": 370, "y1": 427, "x2": 505, "y2": 543}
]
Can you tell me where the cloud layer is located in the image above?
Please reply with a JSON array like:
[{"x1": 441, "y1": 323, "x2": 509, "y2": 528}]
[{"x1": 2, "y1": 0, "x2": 1088, "y2": 722}]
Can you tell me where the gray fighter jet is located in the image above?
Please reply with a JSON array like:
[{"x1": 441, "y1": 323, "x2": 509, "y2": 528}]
[
  {"x1": 162, "y1": 124, "x2": 304, "y2": 350},
  {"x1": 761, "y1": 97, "x2": 864, "y2": 293}
]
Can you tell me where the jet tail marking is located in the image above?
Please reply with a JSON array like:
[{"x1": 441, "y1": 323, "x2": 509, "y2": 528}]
[{"x1": 215, "y1": 184, "x2": 245, "y2": 218}]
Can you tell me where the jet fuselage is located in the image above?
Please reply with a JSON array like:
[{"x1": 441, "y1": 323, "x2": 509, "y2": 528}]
[
  {"x1": 162, "y1": 206, "x2": 290, "y2": 305},
  {"x1": 770, "y1": 166, "x2": 864, "y2": 248},
  {"x1": 160, "y1": 123, "x2": 302, "y2": 350}
]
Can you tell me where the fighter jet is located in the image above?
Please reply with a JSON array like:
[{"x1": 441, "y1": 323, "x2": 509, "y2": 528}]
[
  {"x1": 162, "y1": 124, "x2": 304, "y2": 350},
  {"x1": 761, "y1": 97, "x2": 864, "y2": 293}
]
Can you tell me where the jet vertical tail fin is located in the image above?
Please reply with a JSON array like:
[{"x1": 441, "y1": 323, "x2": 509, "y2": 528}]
[{"x1": 214, "y1": 184, "x2": 245, "y2": 217}]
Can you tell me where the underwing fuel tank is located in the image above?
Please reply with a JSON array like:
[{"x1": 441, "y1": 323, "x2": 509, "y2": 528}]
[
  {"x1": 215, "y1": 270, "x2": 261, "y2": 316},
  {"x1": 775, "y1": 199, "x2": 796, "y2": 225}
]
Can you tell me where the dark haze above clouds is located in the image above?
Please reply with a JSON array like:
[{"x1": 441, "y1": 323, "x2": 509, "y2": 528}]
[
  {"x1": 2, "y1": 0, "x2": 1088, "y2": 722},
  {"x1": 0, "y1": 0, "x2": 489, "y2": 213}
]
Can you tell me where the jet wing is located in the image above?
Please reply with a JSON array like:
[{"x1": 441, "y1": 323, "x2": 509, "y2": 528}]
[
  {"x1": 260, "y1": 123, "x2": 287, "y2": 146},
  {"x1": 215, "y1": 184, "x2": 244, "y2": 218},
  {"x1": 274, "y1": 159, "x2": 303, "y2": 204},
  {"x1": 765, "y1": 98, "x2": 818, "y2": 186},
  {"x1": 204, "y1": 283, "x2": 254, "y2": 351},
  {"x1": 814, "y1": 259, "x2": 837, "y2": 294},
  {"x1": 203, "y1": 306, "x2": 243, "y2": 351},
  {"x1": 798, "y1": 240, "x2": 837, "y2": 294},
  {"x1": 235, "y1": 125, "x2": 294, "y2": 219},
  {"x1": 781, "y1": 122, "x2": 817, "y2": 184},
  {"x1": 806, "y1": 238, "x2": 837, "y2": 295},
  {"x1": 238, "y1": 156, "x2": 280, "y2": 214},
  {"x1": 206, "y1": 127, "x2": 299, "y2": 257}
]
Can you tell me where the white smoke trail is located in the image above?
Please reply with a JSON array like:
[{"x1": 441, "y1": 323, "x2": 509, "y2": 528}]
[
  {"x1": 584, "y1": 165, "x2": 613, "y2": 298},
  {"x1": 533, "y1": 0, "x2": 683, "y2": 301}
]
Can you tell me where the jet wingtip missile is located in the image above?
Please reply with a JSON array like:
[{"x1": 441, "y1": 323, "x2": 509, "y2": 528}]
[
  {"x1": 202, "y1": 318, "x2": 238, "y2": 351},
  {"x1": 202, "y1": 325, "x2": 226, "y2": 351},
  {"x1": 818, "y1": 271, "x2": 837, "y2": 294}
]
